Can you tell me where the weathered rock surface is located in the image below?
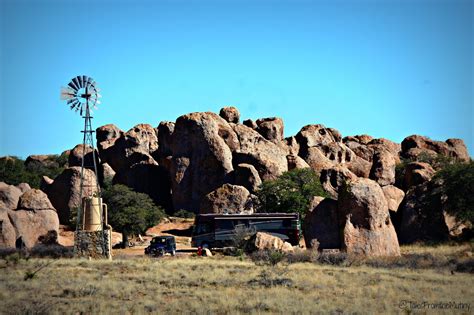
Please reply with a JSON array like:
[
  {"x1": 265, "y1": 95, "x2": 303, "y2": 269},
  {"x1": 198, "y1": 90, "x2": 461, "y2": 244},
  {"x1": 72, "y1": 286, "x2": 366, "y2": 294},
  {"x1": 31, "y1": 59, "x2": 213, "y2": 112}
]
[
  {"x1": 170, "y1": 112, "x2": 238, "y2": 212},
  {"x1": 7, "y1": 209, "x2": 59, "y2": 248},
  {"x1": 242, "y1": 119, "x2": 258, "y2": 129},
  {"x1": 401, "y1": 135, "x2": 469, "y2": 162},
  {"x1": 319, "y1": 166, "x2": 357, "y2": 199},
  {"x1": 68, "y1": 144, "x2": 100, "y2": 169},
  {"x1": 199, "y1": 184, "x2": 254, "y2": 214},
  {"x1": 219, "y1": 106, "x2": 240, "y2": 123},
  {"x1": 251, "y1": 232, "x2": 294, "y2": 253},
  {"x1": 43, "y1": 167, "x2": 98, "y2": 224},
  {"x1": 16, "y1": 183, "x2": 31, "y2": 193},
  {"x1": 338, "y1": 178, "x2": 400, "y2": 256},
  {"x1": 234, "y1": 163, "x2": 262, "y2": 193},
  {"x1": 382, "y1": 185, "x2": 405, "y2": 212},
  {"x1": 0, "y1": 182, "x2": 22, "y2": 209},
  {"x1": 18, "y1": 189, "x2": 55, "y2": 211},
  {"x1": 403, "y1": 162, "x2": 435, "y2": 189},
  {"x1": 286, "y1": 154, "x2": 310, "y2": 171},
  {"x1": 231, "y1": 124, "x2": 288, "y2": 181},
  {"x1": 0, "y1": 208, "x2": 16, "y2": 248},
  {"x1": 303, "y1": 198, "x2": 340, "y2": 249},
  {"x1": 369, "y1": 149, "x2": 396, "y2": 186},
  {"x1": 114, "y1": 163, "x2": 172, "y2": 211},
  {"x1": 100, "y1": 163, "x2": 116, "y2": 181},
  {"x1": 97, "y1": 124, "x2": 158, "y2": 173},
  {"x1": 255, "y1": 117, "x2": 284, "y2": 143},
  {"x1": 155, "y1": 121, "x2": 175, "y2": 160}
]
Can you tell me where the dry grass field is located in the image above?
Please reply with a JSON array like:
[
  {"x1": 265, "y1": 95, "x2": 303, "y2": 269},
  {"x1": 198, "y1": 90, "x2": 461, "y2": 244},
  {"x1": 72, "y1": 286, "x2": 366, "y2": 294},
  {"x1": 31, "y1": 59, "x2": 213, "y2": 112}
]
[{"x1": 0, "y1": 243, "x2": 473, "y2": 315}]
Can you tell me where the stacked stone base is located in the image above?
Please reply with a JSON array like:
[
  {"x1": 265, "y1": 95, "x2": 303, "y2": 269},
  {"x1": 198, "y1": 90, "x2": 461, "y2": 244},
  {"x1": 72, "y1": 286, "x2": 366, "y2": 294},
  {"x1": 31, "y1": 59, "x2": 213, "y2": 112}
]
[{"x1": 74, "y1": 229, "x2": 112, "y2": 259}]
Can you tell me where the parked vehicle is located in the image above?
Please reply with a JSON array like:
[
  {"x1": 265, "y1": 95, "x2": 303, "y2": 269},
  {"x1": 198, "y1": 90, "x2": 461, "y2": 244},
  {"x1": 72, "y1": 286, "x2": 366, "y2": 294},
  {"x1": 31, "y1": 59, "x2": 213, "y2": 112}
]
[
  {"x1": 191, "y1": 213, "x2": 301, "y2": 249},
  {"x1": 145, "y1": 236, "x2": 176, "y2": 256}
]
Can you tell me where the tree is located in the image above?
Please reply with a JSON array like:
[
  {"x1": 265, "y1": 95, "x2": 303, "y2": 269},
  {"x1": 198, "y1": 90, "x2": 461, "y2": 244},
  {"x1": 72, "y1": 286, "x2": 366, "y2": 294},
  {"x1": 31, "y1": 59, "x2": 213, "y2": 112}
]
[
  {"x1": 102, "y1": 184, "x2": 165, "y2": 247},
  {"x1": 256, "y1": 168, "x2": 328, "y2": 219},
  {"x1": 435, "y1": 160, "x2": 474, "y2": 223}
]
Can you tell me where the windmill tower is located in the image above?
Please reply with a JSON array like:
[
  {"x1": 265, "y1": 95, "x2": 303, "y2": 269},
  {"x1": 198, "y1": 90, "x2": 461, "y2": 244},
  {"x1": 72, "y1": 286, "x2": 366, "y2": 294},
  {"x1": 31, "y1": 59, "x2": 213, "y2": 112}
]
[{"x1": 61, "y1": 75, "x2": 111, "y2": 259}]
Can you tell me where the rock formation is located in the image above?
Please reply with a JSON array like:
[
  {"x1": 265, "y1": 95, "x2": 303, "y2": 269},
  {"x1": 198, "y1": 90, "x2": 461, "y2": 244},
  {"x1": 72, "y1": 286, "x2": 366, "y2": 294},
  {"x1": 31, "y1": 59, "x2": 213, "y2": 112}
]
[{"x1": 200, "y1": 184, "x2": 254, "y2": 214}]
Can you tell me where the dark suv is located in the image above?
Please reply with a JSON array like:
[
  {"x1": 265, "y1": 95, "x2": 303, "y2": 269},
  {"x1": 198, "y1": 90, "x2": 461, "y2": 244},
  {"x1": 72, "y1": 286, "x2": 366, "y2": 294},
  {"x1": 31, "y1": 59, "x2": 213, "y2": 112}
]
[{"x1": 145, "y1": 236, "x2": 176, "y2": 256}]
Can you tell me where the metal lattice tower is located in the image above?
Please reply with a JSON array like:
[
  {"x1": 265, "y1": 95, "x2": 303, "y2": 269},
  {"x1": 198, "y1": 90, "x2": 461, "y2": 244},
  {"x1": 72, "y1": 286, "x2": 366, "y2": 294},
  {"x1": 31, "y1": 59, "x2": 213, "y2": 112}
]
[{"x1": 60, "y1": 75, "x2": 106, "y2": 251}]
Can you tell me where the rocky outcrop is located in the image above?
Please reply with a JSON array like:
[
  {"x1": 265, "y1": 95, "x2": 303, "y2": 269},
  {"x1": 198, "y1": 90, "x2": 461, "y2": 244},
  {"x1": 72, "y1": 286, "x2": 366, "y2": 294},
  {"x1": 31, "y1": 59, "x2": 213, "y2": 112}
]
[
  {"x1": 114, "y1": 163, "x2": 172, "y2": 211},
  {"x1": 199, "y1": 184, "x2": 254, "y2": 214},
  {"x1": 170, "y1": 112, "x2": 237, "y2": 212},
  {"x1": 303, "y1": 197, "x2": 340, "y2": 249},
  {"x1": 286, "y1": 154, "x2": 310, "y2": 171},
  {"x1": 97, "y1": 124, "x2": 158, "y2": 173},
  {"x1": 43, "y1": 167, "x2": 98, "y2": 224},
  {"x1": 403, "y1": 162, "x2": 435, "y2": 189},
  {"x1": 234, "y1": 163, "x2": 262, "y2": 193},
  {"x1": 369, "y1": 149, "x2": 396, "y2": 186},
  {"x1": 0, "y1": 188, "x2": 59, "y2": 249},
  {"x1": 18, "y1": 189, "x2": 55, "y2": 211},
  {"x1": 68, "y1": 144, "x2": 100, "y2": 170},
  {"x1": 319, "y1": 166, "x2": 357, "y2": 199},
  {"x1": 0, "y1": 182, "x2": 22, "y2": 209},
  {"x1": 398, "y1": 180, "x2": 466, "y2": 243},
  {"x1": 338, "y1": 178, "x2": 400, "y2": 256},
  {"x1": 24, "y1": 155, "x2": 59, "y2": 169},
  {"x1": 232, "y1": 124, "x2": 288, "y2": 181},
  {"x1": 155, "y1": 121, "x2": 175, "y2": 160},
  {"x1": 255, "y1": 117, "x2": 284, "y2": 143},
  {"x1": 219, "y1": 106, "x2": 240, "y2": 124},
  {"x1": 16, "y1": 183, "x2": 31, "y2": 193},
  {"x1": 401, "y1": 135, "x2": 469, "y2": 162}
]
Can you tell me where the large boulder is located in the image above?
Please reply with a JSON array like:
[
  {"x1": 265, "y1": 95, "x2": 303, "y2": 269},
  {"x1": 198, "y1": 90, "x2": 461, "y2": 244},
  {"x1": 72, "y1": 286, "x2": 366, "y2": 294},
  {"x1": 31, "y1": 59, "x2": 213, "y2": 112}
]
[
  {"x1": 234, "y1": 163, "x2": 262, "y2": 193},
  {"x1": 43, "y1": 167, "x2": 98, "y2": 224},
  {"x1": 68, "y1": 144, "x2": 100, "y2": 169},
  {"x1": 0, "y1": 182, "x2": 22, "y2": 209},
  {"x1": 155, "y1": 121, "x2": 175, "y2": 160},
  {"x1": 403, "y1": 162, "x2": 435, "y2": 189},
  {"x1": 369, "y1": 149, "x2": 396, "y2": 186},
  {"x1": 255, "y1": 117, "x2": 284, "y2": 143},
  {"x1": 286, "y1": 154, "x2": 310, "y2": 171},
  {"x1": 219, "y1": 106, "x2": 240, "y2": 123},
  {"x1": 303, "y1": 197, "x2": 340, "y2": 249},
  {"x1": 170, "y1": 112, "x2": 237, "y2": 212},
  {"x1": 199, "y1": 184, "x2": 254, "y2": 214},
  {"x1": 16, "y1": 183, "x2": 31, "y2": 193},
  {"x1": 401, "y1": 135, "x2": 469, "y2": 162},
  {"x1": 7, "y1": 209, "x2": 59, "y2": 249},
  {"x1": 338, "y1": 178, "x2": 400, "y2": 257},
  {"x1": 18, "y1": 189, "x2": 55, "y2": 211},
  {"x1": 250, "y1": 232, "x2": 293, "y2": 253},
  {"x1": 231, "y1": 124, "x2": 288, "y2": 181}
]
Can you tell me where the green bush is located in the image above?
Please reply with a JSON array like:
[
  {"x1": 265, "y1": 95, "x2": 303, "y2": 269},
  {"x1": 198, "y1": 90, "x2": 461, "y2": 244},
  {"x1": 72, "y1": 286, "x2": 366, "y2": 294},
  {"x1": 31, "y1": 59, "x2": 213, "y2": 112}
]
[
  {"x1": 434, "y1": 161, "x2": 474, "y2": 223},
  {"x1": 256, "y1": 168, "x2": 327, "y2": 219},
  {"x1": 0, "y1": 155, "x2": 67, "y2": 188},
  {"x1": 102, "y1": 184, "x2": 165, "y2": 247},
  {"x1": 173, "y1": 209, "x2": 195, "y2": 219}
]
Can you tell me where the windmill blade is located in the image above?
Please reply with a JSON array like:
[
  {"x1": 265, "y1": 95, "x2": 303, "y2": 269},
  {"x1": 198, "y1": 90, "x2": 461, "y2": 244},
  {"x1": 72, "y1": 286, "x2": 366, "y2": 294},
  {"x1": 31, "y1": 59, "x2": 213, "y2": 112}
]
[
  {"x1": 82, "y1": 75, "x2": 88, "y2": 88},
  {"x1": 72, "y1": 76, "x2": 81, "y2": 89},
  {"x1": 60, "y1": 87, "x2": 76, "y2": 100},
  {"x1": 68, "y1": 81, "x2": 79, "y2": 91}
]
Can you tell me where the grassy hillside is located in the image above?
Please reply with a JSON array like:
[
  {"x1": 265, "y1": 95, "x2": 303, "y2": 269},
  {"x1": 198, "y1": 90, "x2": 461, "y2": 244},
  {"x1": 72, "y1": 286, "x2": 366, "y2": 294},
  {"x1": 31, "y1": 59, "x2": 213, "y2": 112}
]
[{"x1": 0, "y1": 244, "x2": 473, "y2": 314}]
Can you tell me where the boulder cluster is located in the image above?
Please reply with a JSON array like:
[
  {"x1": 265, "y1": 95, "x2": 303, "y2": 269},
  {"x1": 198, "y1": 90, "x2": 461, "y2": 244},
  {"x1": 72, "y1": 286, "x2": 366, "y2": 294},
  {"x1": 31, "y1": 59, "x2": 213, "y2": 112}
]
[{"x1": 1, "y1": 106, "x2": 470, "y2": 254}]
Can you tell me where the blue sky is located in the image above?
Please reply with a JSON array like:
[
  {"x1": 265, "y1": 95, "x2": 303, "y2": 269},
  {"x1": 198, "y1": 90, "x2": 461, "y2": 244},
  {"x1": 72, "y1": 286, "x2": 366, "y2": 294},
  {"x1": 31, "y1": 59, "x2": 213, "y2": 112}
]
[{"x1": 0, "y1": 0, "x2": 472, "y2": 158}]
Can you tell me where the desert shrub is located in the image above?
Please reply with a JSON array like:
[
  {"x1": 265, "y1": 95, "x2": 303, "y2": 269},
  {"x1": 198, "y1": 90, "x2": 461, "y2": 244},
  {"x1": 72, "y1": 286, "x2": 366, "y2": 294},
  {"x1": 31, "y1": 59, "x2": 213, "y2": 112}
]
[
  {"x1": 285, "y1": 249, "x2": 318, "y2": 264},
  {"x1": 232, "y1": 225, "x2": 257, "y2": 250},
  {"x1": 174, "y1": 209, "x2": 195, "y2": 219},
  {"x1": 256, "y1": 168, "x2": 328, "y2": 219},
  {"x1": 250, "y1": 249, "x2": 286, "y2": 266},
  {"x1": 454, "y1": 258, "x2": 474, "y2": 273},
  {"x1": 316, "y1": 251, "x2": 349, "y2": 266},
  {"x1": 29, "y1": 244, "x2": 73, "y2": 258}
]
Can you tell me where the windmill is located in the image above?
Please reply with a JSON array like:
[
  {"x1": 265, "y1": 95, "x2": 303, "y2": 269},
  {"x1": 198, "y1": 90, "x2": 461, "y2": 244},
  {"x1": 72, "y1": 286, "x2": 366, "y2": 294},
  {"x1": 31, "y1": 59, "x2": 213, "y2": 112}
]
[{"x1": 61, "y1": 75, "x2": 110, "y2": 258}]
